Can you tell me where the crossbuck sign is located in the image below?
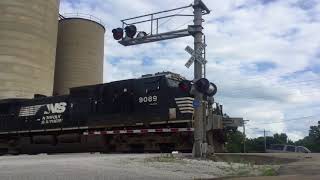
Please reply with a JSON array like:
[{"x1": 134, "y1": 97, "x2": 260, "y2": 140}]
[{"x1": 185, "y1": 43, "x2": 207, "y2": 68}]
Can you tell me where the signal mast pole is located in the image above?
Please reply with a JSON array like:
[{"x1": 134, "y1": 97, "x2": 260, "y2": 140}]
[
  {"x1": 113, "y1": 0, "x2": 211, "y2": 158},
  {"x1": 193, "y1": 0, "x2": 205, "y2": 157}
]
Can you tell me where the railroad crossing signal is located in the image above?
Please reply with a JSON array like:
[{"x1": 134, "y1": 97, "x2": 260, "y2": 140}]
[
  {"x1": 112, "y1": 0, "x2": 211, "y2": 158},
  {"x1": 185, "y1": 43, "x2": 207, "y2": 68}
]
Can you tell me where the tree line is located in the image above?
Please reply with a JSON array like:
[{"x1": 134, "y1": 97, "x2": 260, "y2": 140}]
[{"x1": 225, "y1": 121, "x2": 320, "y2": 153}]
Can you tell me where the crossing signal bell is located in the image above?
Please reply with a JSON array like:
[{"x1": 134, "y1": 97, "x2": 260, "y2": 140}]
[
  {"x1": 136, "y1": 31, "x2": 147, "y2": 38},
  {"x1": 206, "y1": 82, "x2": 218, "y2": 97}
]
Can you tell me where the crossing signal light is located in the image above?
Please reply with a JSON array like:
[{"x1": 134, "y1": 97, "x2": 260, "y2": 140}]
[
  {"x1": 178, "y1": 80, "x2": 192, "y2": 93},
  {"x1": 125, "y1": 25, "x2": 137, "y2": 38},
  {"x1": 178, "y1": 78, "x2": 217, "y2": 97},
  {"x1": 194, "y1": 78, "x2": 217, "y2": 97},
  {"x1": 112, "y1": 28, "x2": 123, "y2": 40},
  {"x1": 194, "y1": 78, "x2": 210, "y2": 94}
]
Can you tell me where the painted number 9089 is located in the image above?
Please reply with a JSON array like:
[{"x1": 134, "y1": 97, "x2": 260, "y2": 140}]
[{"x1": 139, "y1": 96, "x2": 158, "y2": 103}]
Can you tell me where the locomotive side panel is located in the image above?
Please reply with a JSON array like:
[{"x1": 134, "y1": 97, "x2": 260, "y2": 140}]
[
  {"x1": 133, "y1": 76, "x2": 169, "y2": 123},
  {"x1": 0, "y1": 99, "x2": 28, "y2": 133},
  {"x1": 87, "y1": 76, "x2": 171, "y2": 127}
]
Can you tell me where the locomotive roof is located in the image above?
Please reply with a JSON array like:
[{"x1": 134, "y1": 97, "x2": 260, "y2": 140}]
[
  {"x1": 0, "y1": 98, "x2": 30, "y2": 104},
  {"x1": 140, "y1": 71, "x2": 186, "y2": 81}
]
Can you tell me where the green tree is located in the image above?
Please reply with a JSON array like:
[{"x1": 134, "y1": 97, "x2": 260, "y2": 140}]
[
  {"x1": 246, "y1": 137, "x2": 265, "y2": 152},
  {"x1": 295, "y1": 121, "x2": 320, "y2": 152},
  {"x1": 225, "y1": 130, "x2": 244, "y2": 153},
  {"x1": 273, "y1": 133, "x2": 288, "y2": 144}
]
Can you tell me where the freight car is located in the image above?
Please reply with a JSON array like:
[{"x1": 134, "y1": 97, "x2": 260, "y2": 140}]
[{"x1": 0, "y1": 72, "x2": 225, "y2": 154}]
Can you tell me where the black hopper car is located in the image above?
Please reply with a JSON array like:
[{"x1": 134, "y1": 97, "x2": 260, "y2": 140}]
[{"x1": 0, "y1": 72, "x2": 226, "y2": 154}]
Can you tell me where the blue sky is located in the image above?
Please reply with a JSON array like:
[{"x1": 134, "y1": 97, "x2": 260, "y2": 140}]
[{"x1": 60, "y1": 0, "x2": 320, "y2": 140}]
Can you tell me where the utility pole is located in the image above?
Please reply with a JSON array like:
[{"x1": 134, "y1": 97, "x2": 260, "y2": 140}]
[
  {"x1": 264, "y1": 129, "x2": 266, "y2": 152},
  {"x1": 243, "y1": 123, "x2": 246, "y2": 153},
  {"x1": 193, "y1": 0, "x2": 205, "y2": 158},
  {"x1": 263, "y1": 129, "x2": 270, "y2": 152},
  {"x1": 251, "y1": 128, "x2": 270, "y2": 152},
  {"x1": 243, "y1": 120, "x2": 249, "y2": 153}
]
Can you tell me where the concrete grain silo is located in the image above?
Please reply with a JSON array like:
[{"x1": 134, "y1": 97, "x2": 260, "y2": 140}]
[
  {"x1": 53, "y1": 17, "x2": 105, "y2": 95},
  {"x1": 0, "y1": 0, "x2": 60, "y2": 99}
]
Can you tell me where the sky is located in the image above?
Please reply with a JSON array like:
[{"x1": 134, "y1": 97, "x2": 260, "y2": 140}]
[{"x1": 59, "y1": 0, "x2": 320, "y2": 141}]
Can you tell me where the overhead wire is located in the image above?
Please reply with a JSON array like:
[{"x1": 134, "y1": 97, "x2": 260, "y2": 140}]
[
  {"x1": 156, "y1": 7, "x2": 188, "y2": 30},
  {"x1": 217, "y1": 78, "x2": 320, "y2": 95},
  {"x1": 246, "y1": 115, "x2": 318, "y2": 126}
]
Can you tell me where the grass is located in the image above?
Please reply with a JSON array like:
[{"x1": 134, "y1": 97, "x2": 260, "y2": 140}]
[
  {"x1": 213, "y1": 155, "x2": 279, "y2": 177},
  {"x1": 146, "y1": 154, "x2": 280, "y2": 178},
  {"x1": 209, "y1": 154, "x2": 295, "y2": 165},
  {"x1": 145, "y1": 153, "x2": 183, "y2": 163},
  {"x1": 261, "y1": 167, "x2": 278, "y2": 176}
]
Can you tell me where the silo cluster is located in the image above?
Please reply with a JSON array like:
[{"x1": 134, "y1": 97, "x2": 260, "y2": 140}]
[{"x1": 0, "y1": 0, "x2": 105, "y2": 99}]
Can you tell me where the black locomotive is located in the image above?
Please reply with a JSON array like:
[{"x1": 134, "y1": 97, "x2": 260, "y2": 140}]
[{"x1": 0, "y1": 72, "x2": 204, "y2": 154}]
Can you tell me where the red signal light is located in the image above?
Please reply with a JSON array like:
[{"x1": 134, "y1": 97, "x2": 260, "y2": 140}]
[
  {"x1": 178, "y1": 80, "x2": 192, "y2": 92},
  {"x1": 112, "y1": 28, "x2": 123, "y2": 40}
]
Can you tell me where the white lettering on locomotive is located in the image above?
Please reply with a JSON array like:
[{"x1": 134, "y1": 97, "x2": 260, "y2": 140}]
[
  {"x1": 19, "y1": 102, "x2": 67, "y2": 117},
  {"x1": 44, "y1": 102, "x2": 67, "y2": 114},
  {"x1": 139, "y1": 96, "x2": 158, "y2": 103},
  {"x1": 41, "y1": 114, "x2": 63, "y2": 125}
]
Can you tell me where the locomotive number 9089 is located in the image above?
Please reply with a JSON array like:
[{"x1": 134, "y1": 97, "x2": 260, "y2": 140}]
[{"x1": 138, "y1": 96, "x2": 158, "y2": 103}]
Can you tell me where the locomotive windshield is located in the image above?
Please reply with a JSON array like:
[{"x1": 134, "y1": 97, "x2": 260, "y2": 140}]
[{"x1": 166, "y1": 78, "x2": 180, "y2": 88}]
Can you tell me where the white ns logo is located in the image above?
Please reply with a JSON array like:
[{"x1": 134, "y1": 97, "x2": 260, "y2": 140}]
[{"x1": 44, "y1": 102, "x2": 67, "y2": 114}]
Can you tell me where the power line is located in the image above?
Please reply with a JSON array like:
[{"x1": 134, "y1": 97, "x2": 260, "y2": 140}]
[
  {"x1": 219, "y1": 89, "x2": 320, "y2": 100},
  {"x1": 157, "y1": 8, "x2": 188, "y2": 30},
  {"x1": 153, "y1": 0, "x2": 194, "y2": 33},
  {"x1": 172, "y1": 19, "x2": 193, "y2": 31},
  {"x1": 205, "y1": 63, "x2": 320, "y2": 85},
  {"x1": 217, "y1": 78, "x2": 320, "y2": 94},
  {"x1": 247, "y1": 115, "x2": 317, "y2": 126},
  {"x1": 216, "y1": 90, "x2": 320, "y2": 103}
]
